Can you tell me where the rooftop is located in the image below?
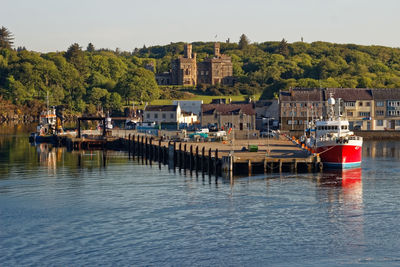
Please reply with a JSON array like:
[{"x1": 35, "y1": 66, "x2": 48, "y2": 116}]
[{"x1": 202, "y1": 104, "x2": 255, "y2": 115}]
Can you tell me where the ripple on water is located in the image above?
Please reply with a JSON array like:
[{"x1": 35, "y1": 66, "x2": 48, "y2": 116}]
[{"x1": 1, "y1": 139, "x2": 400, "y2": 265}]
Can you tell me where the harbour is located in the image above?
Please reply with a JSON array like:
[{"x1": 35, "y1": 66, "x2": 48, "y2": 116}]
[{"x1": 1, "y1": 129, "x2": 400, "y2": 266}]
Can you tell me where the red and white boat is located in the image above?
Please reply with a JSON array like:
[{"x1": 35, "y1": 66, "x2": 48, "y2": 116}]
[{"x1": 307, "y1": 96, "x2": 363, "y2": 168}]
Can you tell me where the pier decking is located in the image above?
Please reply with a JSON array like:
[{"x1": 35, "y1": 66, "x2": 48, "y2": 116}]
[{"x1": 62, "y1": 131, "x2": 321, "y2": 179}]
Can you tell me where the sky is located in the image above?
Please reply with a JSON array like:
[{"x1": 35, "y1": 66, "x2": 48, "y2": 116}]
[{"x1": 2, "y1": 0, "x2": 400, "y2": 52}]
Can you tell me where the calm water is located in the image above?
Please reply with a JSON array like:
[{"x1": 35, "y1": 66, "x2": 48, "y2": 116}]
[{"x1": 1, "y1": 129, "x2": 400, "y2": 266}]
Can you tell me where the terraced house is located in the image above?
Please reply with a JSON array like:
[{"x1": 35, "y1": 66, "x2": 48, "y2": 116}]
[{"x1": 279, "y1": 87, "x2": 400, "y2": 131}]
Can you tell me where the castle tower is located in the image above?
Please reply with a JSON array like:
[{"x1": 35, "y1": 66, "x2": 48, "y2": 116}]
[
  {"x1": 214, "y1": 43, "x2": 220, "y2": 58},
  {"x1": 184, "y1": 43, "x2": 192, "y2": 59}
]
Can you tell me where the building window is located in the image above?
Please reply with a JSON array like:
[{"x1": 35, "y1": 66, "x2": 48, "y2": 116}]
[
  {"x1": 396, "y1": 120, "x2": 400, "y2": 126},
  {"x1": 366, "y1": 102, "x2": 370, "y2": 106},
  {"x1": 162, "y1": 114, "x2": 166, "y2": 119},
  {"x1": 154, "y1": 113, "x2": 158, "y2": 119},
  {"x1": 345, "y1": 102, "x2": 355, "y2": 107},
  {"x1": 347, "y1": 111, "x2": 353, "y2": 117},
  {"x1": 377, "y1": 120, "x2": 383, "y2": 126},
  {"x1": 377, "y1": 101, "x2": 384, "y2": 107},
  {"x1": 359, "y1": 112, "x2": 370, "y2": 117},
  {"x1": 376, "y1": 110, "x2": 384, "y2": 116},
  {"x1": 146, "y1": 114, "x2": 150, "y2": 119},
  {"x1": 170, "y1": 114, "x2": 174, "y2": 119},
  {"x1": 359, "y1": 102, "x2": 363, "y2": 107},
  {"x1": 387, "y1": 101, "x2": 400, "y2": 107}
]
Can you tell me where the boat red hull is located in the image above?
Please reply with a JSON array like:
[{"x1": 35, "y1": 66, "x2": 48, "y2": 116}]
[{"x1": 317, "y1": 144, "x2": 362, "y2": 168}]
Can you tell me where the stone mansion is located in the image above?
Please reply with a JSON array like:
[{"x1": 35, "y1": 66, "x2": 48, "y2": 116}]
[{"x1": 155, "y1": 43, "x2": 234, "y2": 86}]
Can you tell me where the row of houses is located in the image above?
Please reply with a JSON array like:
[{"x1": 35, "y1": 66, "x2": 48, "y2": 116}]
[
  {"x1": 279, "y1": 87, "x2": 400, "y2": 131},
  {"x1": 141, "y1": 100, "x2": 257, "y2": 131},
  {"x1": 135, "y1": 87, "x2": 400, "y2": 133}
]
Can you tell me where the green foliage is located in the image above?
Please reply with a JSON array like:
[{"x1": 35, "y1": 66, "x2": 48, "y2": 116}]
[
  {"x1": 3, "y1": 37, "x2": 400, "y2": 116},
  {"x1": 116, "y1": 67, "x2": 159, "y2": 104},
  {"x1": 0, "y1": 26, "x2": 14, "y2": 49}
]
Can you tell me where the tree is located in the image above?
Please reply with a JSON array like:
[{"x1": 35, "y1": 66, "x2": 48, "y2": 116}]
[
  {"x1": 87, "y1": 43, "x2": 95, "y2": 52},
  {"x1": 0, "y1": 26, "x2": 14, "y2": 49},
  {"x1": 278, "y1": 38, "x2": 289, "y2": 57},
  {"x1": 116, "y1": 67, "x2": 159, "y2": 104},
  {"x1": 238, "y1": 34, "x2": 250, "y2": 50},
  {"x1": 65, "y1": 43, "x2": 88, "y2": 75}
]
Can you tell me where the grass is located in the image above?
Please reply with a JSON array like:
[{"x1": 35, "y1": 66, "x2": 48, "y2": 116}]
[{"x1": 149, "y1": 93, "x2": 261, "y2": 105}]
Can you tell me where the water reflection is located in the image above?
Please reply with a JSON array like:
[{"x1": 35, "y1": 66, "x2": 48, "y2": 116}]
[
  {"x1": 316, "y1": 168, "x2": 365, "y2": 252},
  {"x1": 35, "y1": 143, "x2": 59, "y2": 173},
  {"x1": 364, "y1": 141, "x2": 400, "y2": 159}
]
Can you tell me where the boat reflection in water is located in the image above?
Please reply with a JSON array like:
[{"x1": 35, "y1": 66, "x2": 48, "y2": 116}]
[
  {"x1": 315, "y1": 168, "x2": 365, "y2": 253},
  {"x1": 36, "y1": 143, "x2": 58, "y2": 173}
]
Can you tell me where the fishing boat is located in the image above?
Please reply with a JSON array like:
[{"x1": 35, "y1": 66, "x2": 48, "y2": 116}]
[
  {"x1": 29, "y1": 107, "x2": 58, "y2": 143},
  {"x1": 306, "y1": 95, "x2": 363, "y2": 168}
]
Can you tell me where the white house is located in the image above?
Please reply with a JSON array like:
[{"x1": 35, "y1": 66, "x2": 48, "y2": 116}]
[
  {"x1": 172, "y1": 100, "x2": 203, "y2": 116},
  {"x1": 144, "y1": 105, "x2": 181, "y2": 124},
  {"x1": 143, "y1": 104, "x2": 198, "y2": 125}
]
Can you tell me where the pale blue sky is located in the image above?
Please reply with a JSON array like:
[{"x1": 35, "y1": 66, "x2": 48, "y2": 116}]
[{"x1": 2, "y1": 0, "x2": 400, "y2": 52}]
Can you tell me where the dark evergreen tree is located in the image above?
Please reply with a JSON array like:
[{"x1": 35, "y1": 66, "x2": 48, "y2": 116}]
[
  {"x1": 17, "y1": 46, "x2": 27, "y2": 52},
  {"x1": 86, "y1": 42, "x2": 95, "y2": 52},
  {"x1": 238, "y1": 34, "x2": 250, "y2": 50},
  {"x1": 278, "y1": 38, "x2": 289, "y2": 57},
  {"x1": 65, "y1": 43, "x2": 88, "y2": 75},
  {"x1": 0, "y1": 26, "x2": 14, "y2": 49}
]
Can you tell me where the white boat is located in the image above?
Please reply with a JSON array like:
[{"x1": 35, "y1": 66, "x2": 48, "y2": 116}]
[{"x1": 306, "y1": 96, "x2": 363, "y2": 168}]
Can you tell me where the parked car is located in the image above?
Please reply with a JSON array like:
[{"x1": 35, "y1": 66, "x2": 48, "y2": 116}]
[
  {"x1": 260, "y1": 129, "x2": 277, "y2": 138},
  {"x1": 208, "y1": 124, "x2": 218, "y2": 132}
]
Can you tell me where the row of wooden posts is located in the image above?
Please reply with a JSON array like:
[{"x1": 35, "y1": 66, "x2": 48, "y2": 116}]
[
  {"x1": 126, "y1": 134, "x2": 223, "y2": 179},
  {"x1": 125, "y1": 134, "x2": 322, "y2": 179}
]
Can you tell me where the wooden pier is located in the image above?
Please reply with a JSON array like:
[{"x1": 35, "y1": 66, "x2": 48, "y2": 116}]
[{"x1": 62, "y1": 132, "x2": 322, "y2": 179}]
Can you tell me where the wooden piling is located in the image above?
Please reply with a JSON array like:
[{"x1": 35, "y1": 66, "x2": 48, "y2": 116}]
[
  {"x1": 128, "y1": 134, "x2": 131, "y2": 159},
  {"x1": 195, "y1": 146, "x2": 199, "y2": 176},
  {"x1": 201, "y1": 147, "x2": 205, "y2": 177},
  {"x1": 173, "y1": 142, "x2": 176, "y2": 169},
  {"x1": 132, "y1": 135, "x2": 136, "y2": 160},
  {"x1": 215, "y1": 149, "x2": 219, "y2": 179},
  {"x1": 145, "y1": 137, "x2": 148, "y2": 165},
  {"x1": 263, "y1": 159, "x2": 267, "y2": 174},
  {"x1": 178, "y1": 143, "x2": 182, "y2": 171},
  {"x1": 149, "y1": 138, "x2": 153, "y2": 166},
  {"x1": 158, "y1": 139, "x2": 161, "y2": 163},
  {"x1": 248, "y1": 160, "x2": 252, "y2": 176},
  {"x1": 189, "y1": 145, "x2": 193, "y2": 175},
  {"x1": 183, "y1": 144, "x2": 187, "y2": 170},
  {"x1": 208, "y1": 148, "x2": 212, "y2": 178}
]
